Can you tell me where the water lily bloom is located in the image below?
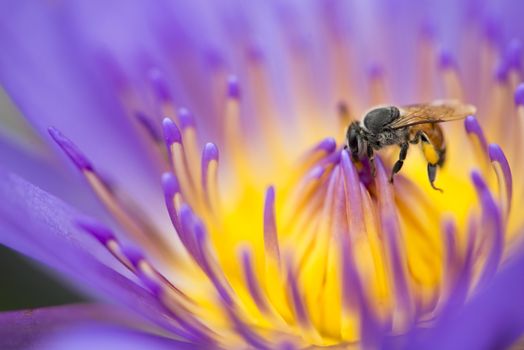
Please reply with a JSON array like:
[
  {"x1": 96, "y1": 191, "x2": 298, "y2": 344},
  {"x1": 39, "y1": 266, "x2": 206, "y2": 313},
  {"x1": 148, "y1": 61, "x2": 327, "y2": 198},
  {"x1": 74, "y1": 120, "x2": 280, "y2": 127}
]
[{"x1": 2, "y1": 0, "x2": 524, "y2": 349}]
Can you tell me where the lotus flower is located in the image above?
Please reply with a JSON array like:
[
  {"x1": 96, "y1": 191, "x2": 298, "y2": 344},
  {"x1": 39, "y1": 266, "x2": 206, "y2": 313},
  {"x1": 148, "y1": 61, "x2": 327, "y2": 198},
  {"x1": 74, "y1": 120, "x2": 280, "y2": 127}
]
[{"x1": 1, "y1": 1, "x2": 524, "y2": 349}]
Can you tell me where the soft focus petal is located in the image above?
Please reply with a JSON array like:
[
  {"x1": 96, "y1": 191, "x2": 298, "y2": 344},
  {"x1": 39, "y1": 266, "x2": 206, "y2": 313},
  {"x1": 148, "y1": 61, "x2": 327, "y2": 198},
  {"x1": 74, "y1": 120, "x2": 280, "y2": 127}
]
[
  {"x1": 0, "y1": 0, "x2": 161, "y2": 208},
  {"x1": 38, "y1": 324, "x2": 195, "y2": 350},
  {"x1": 405, "y1": 244, "x2": 524, "y2": 350},
  {"x1": 0, "y1": 135, "x2": 105, "y2": 215},
  {"x1": 0, "y1": 170, "x2": 192, "y2": 337},
  {"x1": 0, "y1": 304, "x2": 142, "y2": 350}
]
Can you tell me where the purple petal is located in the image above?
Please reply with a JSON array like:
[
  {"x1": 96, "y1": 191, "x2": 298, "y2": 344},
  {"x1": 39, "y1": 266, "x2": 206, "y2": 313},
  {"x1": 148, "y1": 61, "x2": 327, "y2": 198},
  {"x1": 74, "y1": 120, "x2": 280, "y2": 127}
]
[
  {"x1": 39, "y1": 324, "x2": 195, "y2": 350},
  {"x1": 0, "y1": 304, "x2": 146, "y2": 350},
  {"x1": 406, "y1": 245, "x2": 524, "y2": 350},
  {"x1": 0, "y1": 1, "x2": 162, "y2": 211},
  {"x1": 0, "y1": 170, "x2": 199, "y2": 338}
]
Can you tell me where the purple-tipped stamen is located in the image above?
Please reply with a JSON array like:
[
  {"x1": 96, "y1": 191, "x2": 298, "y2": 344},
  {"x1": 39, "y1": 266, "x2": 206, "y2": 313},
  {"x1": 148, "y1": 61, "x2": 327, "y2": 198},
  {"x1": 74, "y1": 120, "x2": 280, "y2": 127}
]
[
  {"x1": 264, "y1": 186, "x2": 281, "y2": 263},
  {"x1": 340, "y1": 150, "x2": 365, "y2": 234},
  {"x1": 341, "y1": 233, "x2": 379, "y2": 348},
  {"x1": 286, "y1": 260, "x2": 311, "y2": 328},
  {"x1": 120, "y1": 244, "x2": 145, "y2": 269},
  {"x1": 438, "y1": 49, "x2": 457, "y2": 69},
  {"x1": 76, "y1": 217, "x2": 115, "y2": 244},
  {"x1": 240, "y1": 247, "x2": 269, "y2": 313},
  {"x1": 464, "y1": 116, "x2": 489, "y2": 153},
  {"x1": 506, "y1": 39, "x2": 522, "y2": 70},
  {"x1": 488, "y1": 143, "x2": 513, "y2": 214},
  {"x1": 227, "y1": 75, "x2": 240, "y2": 99},
  {"x1": 178, "y1": 108, "x2": 196, "y2": 130},
  {"x1": 514, "y1": 83, "x2": 524, "y2": 106},
  {"x1": 134, "y1": 111, "x2": 161, "y2": 142},
  {"x1": 443, "y1": 219, "x2": 458, "y2": 277},
  {"x1": 192, "y1": 218, "x2": 234, "y2": 307},
  {"x1": 367, "y1": 63, "x2": 384, "y2": 79},
  {"x1": 148, "y1": 68, "x2": 172, "y2": 102},
  {"x1": 179, "y1": 204, "x2": 202, "y2": 265},
  {"x1": 375, "y1": 159, "x2": 412, "y2": 321},
  {"x1": 201, "y1": 142, "x2": 219, "y2": 192},
  {"x1": 162, "y1": 172, "x2": 182, "y2": 232},
  {"x1": 471, "y1": 171, "x2": 503, "y2": 288},
  {"x1": 162, "y1": 117, "x2": 182, "y2": 146},
  {"x1": 311, "y1": 137, "x2": 337, "y2": 155},
  {"x1": 48, "y1": 127, "x2": 93, "y2": 171}
]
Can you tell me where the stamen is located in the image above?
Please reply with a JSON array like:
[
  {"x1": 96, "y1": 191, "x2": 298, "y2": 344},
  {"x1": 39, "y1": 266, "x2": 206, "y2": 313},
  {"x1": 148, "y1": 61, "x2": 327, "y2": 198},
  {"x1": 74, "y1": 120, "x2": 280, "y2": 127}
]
[
  {"x1": 239, "y1": 247, "x2": 270, "y2": 314},
  {"x1": 341, "y1": 233, "x2": 378, "y2": 347},
  {"x1": 438, "y1": 215, "x2": 476, "y2": 318},
  {"x1": 286, "y1": 259, "x2": 321, "y2": 343},
  {"x1": 340, "y1": 150, "x2": 365, "y2": 235},
  {"x1": 134, "y1": 111, "x2": 162, "y2": 144},
  {"x1": 119, "y1": 244, "x2": 193, "y2": 306},
  {"x1": 471, "y1": 171, "x2": 503, "y2": 288},
  {"x1": 375, "y1": 158, "x2": 413, "y2": 330},
  {"x1": 76, "y1": 218, "x2": 135, "y2": 272},
  {"x1": 163, "y1": 118, "x2": 196, "y2": 203},
  {"x1": 438, "y1": 50, "x2": 464, "y2": 100},
  {"x1": 162, "y1": 172, "x2": 182, "y2": 232},
  {"x1": 515, "y1": 84, "x2": 524, "y2": 168},
  {"x1": 505, "y1": 39, "x2": 522, "y2": 88},
  {"x1": 464, "y1": 116, "x2": 490, "y2": 171},
  {"x1": 224, "y1": 75, "x2": 250, "y2": 181},
  {"x1": 488, "y1": 144, "x2": 512, "y2": 220},
  {"x1": 136, "y1": 270, "x2": 215, "y2": 344},
  {"x1": 264, "y1": 186, "x2": 281, "y2": 264},
  {"x1": 148, "y1": 68, "x2": 176, "y2": 118},
  {"x1": 48, "y1": 127, "x2": 93, "y2": 171},
  {"x1": 368, "y1": 63, "x2": 387, "y2": 104},
  {"x1": 201, "y1": 143, "x2": 220, "y2": 213},
  {"x1": 179, "y1": 204, "x2": 203, "y2": 266},
  {"x1": 50, "y1": 128, "x2": 170, "y2": 261},
  {"x1": 179, "y1": 108, "x2": 202, "y2": 194}
]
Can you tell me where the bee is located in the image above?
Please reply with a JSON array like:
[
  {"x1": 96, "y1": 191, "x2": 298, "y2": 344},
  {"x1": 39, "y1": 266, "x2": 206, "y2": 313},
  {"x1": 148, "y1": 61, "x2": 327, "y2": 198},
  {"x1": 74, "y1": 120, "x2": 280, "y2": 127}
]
[{"x1": 345, "y1": 100, "x2": 476, "y2": 191}]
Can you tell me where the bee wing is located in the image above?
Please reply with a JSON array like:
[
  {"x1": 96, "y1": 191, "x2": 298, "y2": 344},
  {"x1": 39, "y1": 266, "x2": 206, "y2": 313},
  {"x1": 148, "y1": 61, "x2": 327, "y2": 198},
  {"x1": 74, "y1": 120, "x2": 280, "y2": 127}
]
[{"x1": 388, "y1": 100, "x2": 476, "y2": 129}]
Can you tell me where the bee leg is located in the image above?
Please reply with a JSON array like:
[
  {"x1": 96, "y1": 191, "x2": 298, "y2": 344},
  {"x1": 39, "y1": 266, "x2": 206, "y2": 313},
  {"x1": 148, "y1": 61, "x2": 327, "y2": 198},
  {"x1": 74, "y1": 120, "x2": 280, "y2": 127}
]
[
  {"x1": 367, "y1": 144, "x2": 376, "y2": 177},
  {"x1": 427, "y1": 163, "x2": 444, "y2": 192},
  {"x1": 390, "y1": 143, "x2": 409, "y2": 183}
]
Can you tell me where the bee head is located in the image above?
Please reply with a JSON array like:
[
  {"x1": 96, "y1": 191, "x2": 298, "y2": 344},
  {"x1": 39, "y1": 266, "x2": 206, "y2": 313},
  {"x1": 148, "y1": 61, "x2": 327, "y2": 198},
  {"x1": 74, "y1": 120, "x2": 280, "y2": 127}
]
[{"x1": 346, "y1": 122, "x2": 365, "y2": 160}]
